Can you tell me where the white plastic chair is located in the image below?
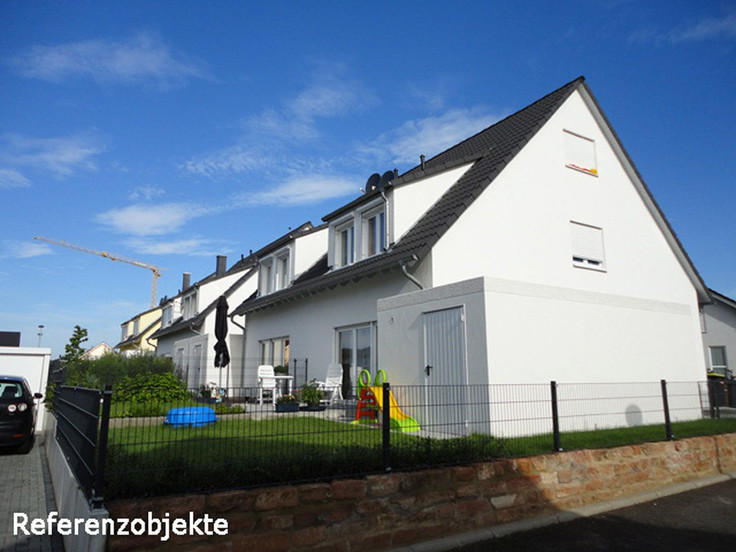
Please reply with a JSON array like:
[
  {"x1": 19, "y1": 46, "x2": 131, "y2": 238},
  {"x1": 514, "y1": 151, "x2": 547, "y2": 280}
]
[
  {"x1": 317, "y1": 363, "x2": 344, "y2": 405},
  {"x1": 257, "y1": 365, "x2": 279, "y2": 405}
]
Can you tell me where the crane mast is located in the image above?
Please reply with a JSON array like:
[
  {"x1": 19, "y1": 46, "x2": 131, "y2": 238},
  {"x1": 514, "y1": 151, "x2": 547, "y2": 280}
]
[{"x1": 34, "y1": 236, "x2": 164, "y2": 308}]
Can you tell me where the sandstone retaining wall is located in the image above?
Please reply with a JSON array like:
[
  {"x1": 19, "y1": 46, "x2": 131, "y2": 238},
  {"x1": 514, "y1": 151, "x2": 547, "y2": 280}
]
[{"x1": 107, "y1": 433, "x2": 736, "y2": 551}]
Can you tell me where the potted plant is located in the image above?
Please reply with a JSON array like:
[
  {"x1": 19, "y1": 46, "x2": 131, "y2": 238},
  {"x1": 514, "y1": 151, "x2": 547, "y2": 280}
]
[
  {"x1": 275, "y1": 392, "x2": 299, "y2": 413},
  {"x1": 300, "y1": 379, "x2": 325, "y2": 411}
]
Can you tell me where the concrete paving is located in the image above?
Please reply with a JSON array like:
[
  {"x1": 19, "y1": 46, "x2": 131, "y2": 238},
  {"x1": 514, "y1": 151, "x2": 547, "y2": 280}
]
[{"x1": 0, "y1": 435, "x2": 64, "y2": 552}]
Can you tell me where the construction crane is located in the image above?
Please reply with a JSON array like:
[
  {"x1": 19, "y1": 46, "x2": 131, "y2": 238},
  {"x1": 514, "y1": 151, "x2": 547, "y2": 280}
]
[{"x1": 34, "y1": 236, "x2": 164, "y2": 308}]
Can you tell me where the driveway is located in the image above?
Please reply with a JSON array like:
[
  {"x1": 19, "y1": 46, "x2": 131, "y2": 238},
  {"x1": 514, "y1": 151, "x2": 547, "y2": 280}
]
[
  {"x1": 0, "y1": 435, "x2": 64, "y2": 551},
  {"x1": 449, "y1": 477, "x2": 736, "y2": 552}
]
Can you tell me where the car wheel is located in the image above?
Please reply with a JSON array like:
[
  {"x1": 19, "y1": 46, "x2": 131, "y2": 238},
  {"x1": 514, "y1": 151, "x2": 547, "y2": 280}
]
[{"x1": 17, "y1": 434, "x2": 34, "y2": 455}]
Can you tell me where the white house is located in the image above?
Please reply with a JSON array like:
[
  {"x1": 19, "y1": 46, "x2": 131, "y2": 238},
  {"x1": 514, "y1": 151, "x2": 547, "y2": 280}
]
[
  {"x1": 701, "y1": 289, "x2": 736, "y2": 379},
  {"x1": 152, "y1": 253, "x2": 259, "y2": 391},
  {"x1": 231, "y1": 77, "x2": 711, "y2": 433}
]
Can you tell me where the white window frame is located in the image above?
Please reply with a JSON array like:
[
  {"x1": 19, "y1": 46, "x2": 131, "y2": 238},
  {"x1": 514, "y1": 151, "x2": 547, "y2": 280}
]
[
  {"x1": 362, "y1": 207, "x2": 386, "y2": 258},
  {"x1": 709, "y1": 346, "x2": 729, "y2": 377},
  {"x1": 336, "y1": 220, "x2": 355, "y2": 268},
  {"x1": 570, "y1": 221, "x2": 606, "y2": 272},
  {"x1": 274, "y1": 250, "x2": 291, "y2": 291},
  {"x1": 259, "y1": 259, "x2": 274, "y2": 295},
  {"x1": 259, "y1": 336, "x2": 290, "y2": 368},
  {"x1": 564, "y1": 130, "x2": 598, "y2": 176}
]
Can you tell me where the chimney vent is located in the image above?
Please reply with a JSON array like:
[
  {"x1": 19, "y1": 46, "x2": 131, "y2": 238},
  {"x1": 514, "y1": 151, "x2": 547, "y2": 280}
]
[
  {"x1": 420, "y1": 154, "x2": 426, "y2": 170},
  {"x1": 216, "y1": 255, "x2": 227, "y2": 277},
  {"x1": 182, "y1": 272, "x2": 191, "y2": 291}
]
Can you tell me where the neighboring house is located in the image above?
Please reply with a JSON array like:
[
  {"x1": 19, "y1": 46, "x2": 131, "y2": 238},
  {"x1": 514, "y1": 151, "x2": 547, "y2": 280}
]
[
  {"x1": 115, "y1": 306, "x2": 161, "y2": 356},
  {"x1": 82, "y1": 342, "x2": 112, "y2": 360},
  {"x1": 151, "y1": 254, "x2": 259, "y2": 391},
  {"x1": 231, "y1": 76, "x2": 711, "y2": 432},
  {"x1": 701, "y1": 289, "x2": 736, "y2": 379}
]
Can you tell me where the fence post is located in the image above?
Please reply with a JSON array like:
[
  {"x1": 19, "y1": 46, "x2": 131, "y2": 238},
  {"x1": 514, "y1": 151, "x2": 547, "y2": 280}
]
[
  {"x1": 550, "y1": 381, "x2": 562, "y2": 452},
  {"x1": 660, "y1": 379, "x2": 674, "y2": 441},
  {"x1": 382, "y1": 382, "x2": 391, "y2": 472},
  {"x1": 92, "y1": 385, "x2": 113, "y2": 509},
  {"x1": 708, "y1": 379, "x2": 720, "y2": 419}
]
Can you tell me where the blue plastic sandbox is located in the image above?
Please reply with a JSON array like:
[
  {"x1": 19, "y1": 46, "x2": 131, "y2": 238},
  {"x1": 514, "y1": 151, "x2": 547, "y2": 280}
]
[{"x1": 165, "y1": 406, "x2": 217, "y2": 427}]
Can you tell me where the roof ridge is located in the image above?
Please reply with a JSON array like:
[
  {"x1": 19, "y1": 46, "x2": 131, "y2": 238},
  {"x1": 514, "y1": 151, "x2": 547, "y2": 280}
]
[{"x1": 398, "y1": 76, "x2": 585, "y2": 181}]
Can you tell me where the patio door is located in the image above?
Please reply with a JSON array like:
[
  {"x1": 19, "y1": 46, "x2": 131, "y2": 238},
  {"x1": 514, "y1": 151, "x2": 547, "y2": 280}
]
[
  {"x1": 422, "y1": 307, "x2": 469, "y2": 435},
  {"x1": 338, "y1": 323, "x2": 375, "y2": 398}
]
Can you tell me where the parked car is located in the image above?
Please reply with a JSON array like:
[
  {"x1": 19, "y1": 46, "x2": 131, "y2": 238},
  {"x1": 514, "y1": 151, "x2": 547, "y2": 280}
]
[{"x1": 0, "y1": 376, "x2": 43, "y2": 454}]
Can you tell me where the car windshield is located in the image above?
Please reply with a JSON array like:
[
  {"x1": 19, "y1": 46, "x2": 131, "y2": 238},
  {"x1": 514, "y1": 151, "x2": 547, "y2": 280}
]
[{"x1": 0, "y1": 382, "x2": 23, "y2": 400}]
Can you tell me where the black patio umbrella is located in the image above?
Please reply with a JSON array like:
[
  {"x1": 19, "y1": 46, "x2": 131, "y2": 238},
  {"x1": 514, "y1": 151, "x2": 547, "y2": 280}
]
[{"x1": 213, "y1": 295, "x2": 230, "y2": 387}]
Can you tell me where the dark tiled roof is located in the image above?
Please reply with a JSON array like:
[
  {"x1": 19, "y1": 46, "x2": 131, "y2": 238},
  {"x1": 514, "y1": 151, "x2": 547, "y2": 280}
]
[{"x1": 232, "y1": 77, "x2": 583, "y2": 315}]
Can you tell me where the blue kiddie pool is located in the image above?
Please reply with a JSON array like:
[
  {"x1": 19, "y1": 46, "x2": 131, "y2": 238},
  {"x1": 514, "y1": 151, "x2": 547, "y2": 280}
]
[{"x1": 165, "y1": 406, "x2": 217, "y2": 427}]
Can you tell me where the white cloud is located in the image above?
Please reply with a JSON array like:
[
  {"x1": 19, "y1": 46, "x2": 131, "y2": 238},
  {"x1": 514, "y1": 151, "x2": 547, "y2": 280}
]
[
  {"x1": 1, "y1": 132, "x2": 104, "y2": 179},
  {"x1": 128, "y1": 186, "x2": 165, "y2": 201},
  {"x1": 240, "y1": 175, "x2": 357, "y2": 206},
  {"x1": 183, "y1": 143, "x2": 280, "y2": 178},
  {"x1": 0, "y1": 168, "x2": 31, "y2": 189},
  {"x1": 9, "y1": 33, "x2": 207, "y2": 89},
  {"x1": 182, "y1": 73, "x2": 372, "y2": 178},
  {"x1": 670, "y1": 12, "x2": 736, "y2": 42},
  {"x1": 360, "y1": 107, "x2": 501, "y2": 165},
  {"x1": 96, "y1": 203, "x2": 213, "y2": 237},
  {"x1": 2, "y1": 240, "x2": 53, "y2": 258},
  {"x1": 124, "y1": 237, "x2": 220, "y2": 256}
]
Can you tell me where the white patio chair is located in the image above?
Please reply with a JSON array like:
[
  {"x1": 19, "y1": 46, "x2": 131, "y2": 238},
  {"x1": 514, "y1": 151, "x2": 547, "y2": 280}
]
[
  {"x1": 317, "y1": 363, "x2": 344, "y2": 405},
  {"x1": 257, "y1": 365, "x2": 280, "y2": 405}
]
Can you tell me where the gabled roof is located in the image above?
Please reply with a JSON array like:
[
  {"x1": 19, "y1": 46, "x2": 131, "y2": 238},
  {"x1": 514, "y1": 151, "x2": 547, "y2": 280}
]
[
  {"x1": 252, "y1": 221, "x2": 324, "y2": 258},
  {"x1": 233, "y1": 77, "x2": 582, "y2": 316},
  {"x1": 708, "y1": 289, "x2": 736, "y2": 311},
  {"x1": 232, "y1": 76, "x2": 710, "y2": 316},
  {"x1": 115, "y1": 316, "x2": 162, "y2": 349},
  {"x1": 152, "y1": 265, "x2": 258, "y2": 340}
]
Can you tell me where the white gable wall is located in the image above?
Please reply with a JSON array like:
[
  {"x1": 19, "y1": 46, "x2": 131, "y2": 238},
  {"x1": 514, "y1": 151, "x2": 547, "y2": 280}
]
[
  {"x1": 429, "y1": 89, "x2": 705, "y2": 383},
  {"x1": 293, "y1": 226, "x2": 328, "y2": 276}
]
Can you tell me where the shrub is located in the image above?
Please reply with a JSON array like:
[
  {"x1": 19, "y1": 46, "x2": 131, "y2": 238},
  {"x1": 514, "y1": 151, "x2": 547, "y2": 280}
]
[{"x1": 114, "y1": 372, "x2": 190, "y2": 404}]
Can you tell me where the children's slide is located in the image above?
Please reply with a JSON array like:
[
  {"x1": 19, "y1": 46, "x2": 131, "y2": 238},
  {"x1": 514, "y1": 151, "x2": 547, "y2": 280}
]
[
  {"x1": 355, "y1": 369, "x2": 420, "y2": 433},
  {"x1": 369, "y1": 384, "x2": 420, "y2": 433}
]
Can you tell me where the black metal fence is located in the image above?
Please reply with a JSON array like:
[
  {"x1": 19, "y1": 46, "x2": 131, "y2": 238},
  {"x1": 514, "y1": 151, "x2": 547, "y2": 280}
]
[
  {"x1": 54, "y1": 379, "x2": 736, "y2": 502},
  {"x1": 52, "y1": 385, "x2": 112, "y2": 508}
]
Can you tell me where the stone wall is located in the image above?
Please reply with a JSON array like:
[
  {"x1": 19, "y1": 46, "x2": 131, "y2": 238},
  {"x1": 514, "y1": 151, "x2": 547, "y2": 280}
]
[{"x1": 106, "y1": 433, "x2": 736, "y2": 551}]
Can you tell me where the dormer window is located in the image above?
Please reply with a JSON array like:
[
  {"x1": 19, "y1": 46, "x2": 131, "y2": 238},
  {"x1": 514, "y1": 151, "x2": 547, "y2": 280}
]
[
  {"x1": 338, "y1": 222, "x2": 355, "y2": 267},
  {"x1": 364, "y1": 209, "x2": 386, "y2": 257},
  {"x1": 259, "y1": 247, "x2": 292, "y2": 294},
  {"x1": 329, "y1": 198, "x2": 389, "y2": 269},
  {"x1": 274, "y1": 251, "x2": 290, "y2": 291},
  {"x1": 182, "y1": 292, "x2": 198, "y2": 319}
]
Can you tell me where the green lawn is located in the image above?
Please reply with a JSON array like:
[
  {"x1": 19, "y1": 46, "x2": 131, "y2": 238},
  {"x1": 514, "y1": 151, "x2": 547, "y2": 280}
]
[{"x1": 103, "y1": 415, "x2": 736, "y2": 500}]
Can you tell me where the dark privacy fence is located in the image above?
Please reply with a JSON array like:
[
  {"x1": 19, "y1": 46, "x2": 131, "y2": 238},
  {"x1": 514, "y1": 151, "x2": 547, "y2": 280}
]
[
  {"x1": 53, "y1": 379, "x2": 735, "y2": 502},
  {"x1": 52, "y1": 385, "x2": 112, "y2": 508}
]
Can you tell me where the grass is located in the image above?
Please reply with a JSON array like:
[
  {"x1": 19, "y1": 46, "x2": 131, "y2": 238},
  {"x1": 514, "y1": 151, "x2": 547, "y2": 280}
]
[{"x1": 103, "y1": 415, "x2": 736, "y2": 500}]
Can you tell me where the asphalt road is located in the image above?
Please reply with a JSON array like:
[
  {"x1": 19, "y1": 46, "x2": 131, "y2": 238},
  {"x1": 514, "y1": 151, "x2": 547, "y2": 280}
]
[{"x1": 453, "y1": 478, "x2": 736, "y2": 552}]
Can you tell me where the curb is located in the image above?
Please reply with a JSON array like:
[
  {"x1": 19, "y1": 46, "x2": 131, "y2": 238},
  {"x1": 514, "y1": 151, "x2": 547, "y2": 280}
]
[{"x1": 391, "y1": 471, "x2": 736, "y2": 552}]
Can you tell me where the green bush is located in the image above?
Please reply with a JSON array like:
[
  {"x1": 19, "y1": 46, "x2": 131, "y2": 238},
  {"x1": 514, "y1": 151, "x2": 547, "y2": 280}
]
[{"x1": 114, "y1": 372, "x2": 190, "y2": 404}]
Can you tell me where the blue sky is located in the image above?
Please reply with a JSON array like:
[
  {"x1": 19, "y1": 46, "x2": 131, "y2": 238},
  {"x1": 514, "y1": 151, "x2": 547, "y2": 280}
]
[{"x1": 1, "y1": 1, "x2": 734, "y2": 357}]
